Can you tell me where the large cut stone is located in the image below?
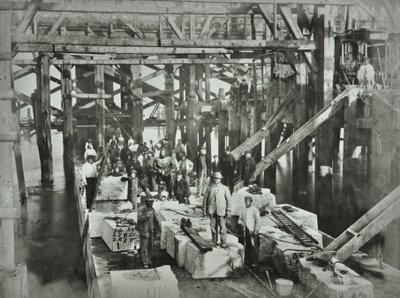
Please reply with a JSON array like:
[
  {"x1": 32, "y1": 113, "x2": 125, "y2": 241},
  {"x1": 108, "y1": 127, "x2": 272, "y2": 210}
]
[
  {"x1": 88, "y1": 202, "x2": 134, "y2": 238},
  {"x1": 101, "y1": 218, "x2": 140, "y2": 252},
  {"x1": 298, "y1": 258, "x2": 374, "y2": 298},
  {"x1": 110, "y1": 265, "x2": 179, "y2": 298},
  {"x1": 184, "y1": 242, "x2": 244, "y2": 279},
  {"x1": 97, "y1": 176, "x2": 129, "y2": 201},
  {"x1": 231, "y1": 187, "x2": 276, "y2": 216}
]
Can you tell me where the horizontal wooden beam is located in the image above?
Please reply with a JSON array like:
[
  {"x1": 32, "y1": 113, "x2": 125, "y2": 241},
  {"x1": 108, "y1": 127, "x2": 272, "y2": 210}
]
[
  {"x1": 12, "y1": 58, "x2": 264, "y2": 65},
  {"x1": 252, "y1": 88, "x2": 360, "y2": 178},
  {"x1": 161, "y1": 39, "x2": 315, "y2": 50},
  {"x1": 72, "y1": 93, "x2": 112, "y2": 99},
  {"x1": 1, "y1": 0, "x2": 355, "y2": 15},
  {"x1": 12, "y1": 34, "x2": 315, "y2": 50}
]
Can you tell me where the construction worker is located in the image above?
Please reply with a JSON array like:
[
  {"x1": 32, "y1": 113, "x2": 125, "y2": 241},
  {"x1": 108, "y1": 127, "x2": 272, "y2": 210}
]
[
  {"x1": 84, "y1": 142, "x2": 97, "y2": 161},
  {"x1": 153, "y1": 147, "x2": 174, "y2": 198},
  {"x1": 175, "y1": 139, "x2": 186, "y2": 161},
  {"x1": 81, "y1": 154, "x2": 103, "y2": 209},
  {"x1": 177, "y1": 152, "x2": 193, "y2": 184},
  {"x1": 211, "y1": 154, "x2": 221, "y2": 174},
  {"x1": 238, "y1": 196, "x2": 260, "y2": 266},
  {"x1": 143, "y1": 150, "x2": 156, "y2": 191},
  {"x1": 202, "y1": 172, "x2": 232, "y2": 248},
  {"x1": 174, "y1": 170, "x2": 191, "y2": 204},
  {"x1": 158, "y1": 132, "x2": 173, "y2": 156},
  {"x1": 241, "y1": 150, "x2": 256, "y2": 186},
  {"x1": 136, "y1": 197, "x2": 158, "y2": 268},
  {"x1": 220, "y1": 146, "x2": 236, "y2": 193},
  {"x1": 357, "y1": 57, "x2": 375, "y2": 89},
  {"x1": 193, "y1": 145, "x2": 211, "y2": 197}
]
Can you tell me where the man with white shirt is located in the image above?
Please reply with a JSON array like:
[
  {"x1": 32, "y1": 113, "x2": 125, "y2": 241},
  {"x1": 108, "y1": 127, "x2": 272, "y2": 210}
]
[
  {"x1": 84, "y1": 143, "x2": 97, "y2": 161},
  {"x1": 238, "y1": 196, "x2": 260, "y2": 266},
  {"x1": 81, "y1": 154, "x2": 103, "y2": 209}
]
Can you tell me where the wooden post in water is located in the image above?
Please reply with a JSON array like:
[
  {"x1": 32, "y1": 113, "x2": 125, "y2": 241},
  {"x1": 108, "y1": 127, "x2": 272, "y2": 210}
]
[{"x1": 36, "y1": 54, "x2": 54, "y2": 184}]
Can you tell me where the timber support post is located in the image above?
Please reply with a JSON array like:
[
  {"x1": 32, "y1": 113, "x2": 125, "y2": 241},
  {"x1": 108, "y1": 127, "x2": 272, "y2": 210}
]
[
  {"x1": 62, "y1": 57, "x2": 74, "y2": 176},
  {"x1": 165, "y1": 64, "x2": 176, "y2": 143},
  {"x1": 36, "y1": 54, "x2": 54, "y2": 184},
  {"x1": 314, "y1": 9, "x2": 336, "y2": 224},
  {"x1": 131, "y1": 65, "x2": 143, "y2": 142},
  {"x1": 218, "y1": 88, "x2": 228, "y2": 156},
  {"x1": 95, "y1": 65, "x2": 105, "y2": 149},
  {"x1": 187, "y1": 62, "x2": 198, "y2": 160}
]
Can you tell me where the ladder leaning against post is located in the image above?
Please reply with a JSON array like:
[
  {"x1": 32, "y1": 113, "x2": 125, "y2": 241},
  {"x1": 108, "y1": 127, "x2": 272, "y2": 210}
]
[{"x1": 73, "y1": 143, "x2": 110, "y2": 273}]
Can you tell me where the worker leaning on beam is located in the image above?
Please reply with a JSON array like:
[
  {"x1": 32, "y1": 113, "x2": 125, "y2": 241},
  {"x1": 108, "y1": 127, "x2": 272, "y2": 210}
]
[{"x1": 202, "y1": 172, "x2": 232, "y2": 248}]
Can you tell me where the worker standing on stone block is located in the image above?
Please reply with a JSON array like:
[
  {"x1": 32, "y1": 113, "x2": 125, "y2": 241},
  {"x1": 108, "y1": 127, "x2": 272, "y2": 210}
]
[
  {"x1": 202, "y1": 172, "x2": 232, "y2": 248},
  {"x1": 238, "y1": 196, "x2": 260, "y2": 266},
  {"x1": 137, "y1": 197, "x2": 158, "y2": 268},
  {"x1": 153, "y1": 147, "x2": 174, "y2": 198}
]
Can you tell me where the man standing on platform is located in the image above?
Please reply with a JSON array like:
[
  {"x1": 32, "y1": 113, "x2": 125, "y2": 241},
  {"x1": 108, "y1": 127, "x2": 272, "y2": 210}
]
[
  {"x1": 238, "y1": 196, "x2": 260, "y2": 266},
  {"x1": 193, "y1": 145, "x2": 211, "y2": 197},
  {"x1": 241, "y1": 150, "x2": 256, "y2": 186},
  {"x1": 220, "y1": 146, "x2": 236, "y2": 193},
  {"x1": 211, "y1": 154, "x2": 221, "y2": 174},
  {"x1": 153, "y1": 147, "x2": 174, "y2": 198},
  {"x1": 137, "y1": 197, "x2": 158, "y2": 268},
  {"x1": 143, "y1": 150, "x2": 156, "y2": 191},
  {"x1": 174, "y1": 171, "x2": 191, "y2": 204},
  {"x1": 81, "y1": 154, "x2": 103, "y2": 209},
  {"x1": 177, "y1": 152, "x2": 193, "y2": 184},
  {"x1": 202, "y1": 172, "x2": 232, "y2": 248}
]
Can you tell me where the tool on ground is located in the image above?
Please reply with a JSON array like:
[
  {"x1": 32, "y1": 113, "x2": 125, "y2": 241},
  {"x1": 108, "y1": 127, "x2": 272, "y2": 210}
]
[
  {"x1": 272, "y1": 210, "x2": 320, "y2": 247},
  {"x1": 73, "y1": 143, "x2": 110, "y2": 273}
]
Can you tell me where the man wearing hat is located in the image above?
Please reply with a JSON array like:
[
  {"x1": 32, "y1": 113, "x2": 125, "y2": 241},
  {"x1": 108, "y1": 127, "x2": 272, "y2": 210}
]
[
  {"x1": 203, "y1": 172, "x2": 232, "y2": 248},
  {"x1": 193, "y1": 145, "x2": 211, "y2": 197},
  {"x1": 177, "y1": 152, "x2": 193, "y2": 184},
  {"x1": 137, "y1": 197, "x2": 158, "y2": 268},
  {"x1": 81, "y1": 154, "x2": 104, "y2": 209},
  {"x1": 241, "y1": 150, "x2": 256, "y2": 186},
  {"x1": 220, "y1": 146, "x2": 236, "y2": 193},
  {"x1": 174, "y1": 170, "x2": 191, "y2": 204},
  {"x1": 211, "y1": 154, "x2": 221, "y2": 174},
  {"x1": 126, "y1": 152, "x2": 143, "y2": 179}
]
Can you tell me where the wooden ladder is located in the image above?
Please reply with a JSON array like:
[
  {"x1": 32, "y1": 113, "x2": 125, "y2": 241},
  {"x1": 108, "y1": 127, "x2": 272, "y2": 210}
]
[{"x1": 324, "y1": 184, "x2": 400, "y2": 262}]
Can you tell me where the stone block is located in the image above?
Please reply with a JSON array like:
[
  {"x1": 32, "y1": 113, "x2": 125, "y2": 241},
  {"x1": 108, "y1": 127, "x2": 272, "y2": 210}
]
[
  {"x1": 184, "y1": 242, "x2": 244, "y2": 279},
  {"x1": 298, "y1": 258, "x2": 374, "y2": 298},
  {"x1": 231, "y1": 187, "x2": 276, "y2": 216},
  {"x1": 0, "y1": 264, "x2": 28, "y2": 298},
  {"x1": 110, "y1": 265, "x2": 179, "y2": 298},
  {"x1": 97, "y1": 176, "x2": 129, "y2": 201},
  {"x1": 165, "y1": 224, "x2": 185, "y2": 259},
  {"x1": 88, "y1": 201, "x2": 133, "y2": 238},
  {"x1": 101, "y1": 218, "x2": 140, "y2": 252},
  {"x1": 160, "y1": 220, "x2": 176, "y2": 250}
]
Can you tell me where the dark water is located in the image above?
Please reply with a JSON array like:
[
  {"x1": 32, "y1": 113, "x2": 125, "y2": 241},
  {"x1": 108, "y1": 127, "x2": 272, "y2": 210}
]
[{"x1": 15, "y1": 132, "x2": 87, "y2": 298}]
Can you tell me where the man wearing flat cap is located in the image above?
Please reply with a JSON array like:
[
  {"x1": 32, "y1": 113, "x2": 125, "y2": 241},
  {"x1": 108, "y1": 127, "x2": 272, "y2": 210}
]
[{"x1": 202, "y1": 172, "x2": 232, "y2": 248}]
